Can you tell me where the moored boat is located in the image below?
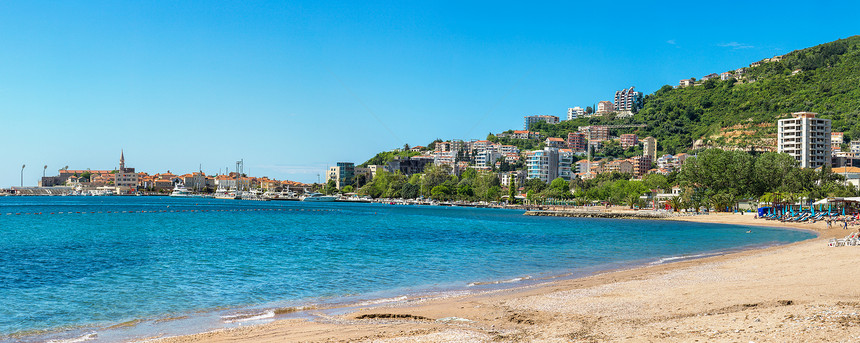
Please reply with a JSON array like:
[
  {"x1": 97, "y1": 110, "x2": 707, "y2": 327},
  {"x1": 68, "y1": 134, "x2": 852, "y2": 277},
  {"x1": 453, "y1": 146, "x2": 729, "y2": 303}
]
[{"x1": 301, "y1": 192, "x2": 337, "y2": 202}]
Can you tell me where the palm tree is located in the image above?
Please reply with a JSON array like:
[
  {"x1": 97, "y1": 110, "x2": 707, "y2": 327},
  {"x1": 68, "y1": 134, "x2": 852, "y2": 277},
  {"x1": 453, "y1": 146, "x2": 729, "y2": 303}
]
[
  {"x1": 627, "y1": 193, "x2": 640, "y2": 209},
  {"x1": 668, "y1": 196, "x2": 683, "y2": 212}
]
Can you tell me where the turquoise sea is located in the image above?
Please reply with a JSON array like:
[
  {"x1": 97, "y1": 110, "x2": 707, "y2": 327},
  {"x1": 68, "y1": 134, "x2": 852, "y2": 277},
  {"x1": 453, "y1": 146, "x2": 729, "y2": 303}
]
[{"x1": 0, "y1": 196, "x2": 814, "y2": 342}]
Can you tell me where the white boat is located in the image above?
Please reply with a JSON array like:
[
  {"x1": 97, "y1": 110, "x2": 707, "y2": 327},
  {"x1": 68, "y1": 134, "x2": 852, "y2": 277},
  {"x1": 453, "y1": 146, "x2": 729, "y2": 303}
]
[
  {"x1": 214, "y1": 188, "x2": 240, "y2": 200},
  {"x1": 170, "y1": 184, "x2": 193, "y2": 197},
  {"x1": 301, "y1": 192, "x2": 338, "y2": 202}
]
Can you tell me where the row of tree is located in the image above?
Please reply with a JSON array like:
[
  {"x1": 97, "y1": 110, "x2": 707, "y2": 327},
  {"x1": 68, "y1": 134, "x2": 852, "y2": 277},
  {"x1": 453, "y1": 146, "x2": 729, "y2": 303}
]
[{"x1": 344, "y1": 148, "x2": 860, "y2": 209}]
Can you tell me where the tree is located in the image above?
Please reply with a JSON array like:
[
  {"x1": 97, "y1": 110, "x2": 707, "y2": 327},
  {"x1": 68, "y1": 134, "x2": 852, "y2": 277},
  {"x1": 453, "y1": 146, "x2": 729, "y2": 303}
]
[
  {"x1": 508, "y1": 178, "x2": 517, "y2": 203},
  {"x1": 523, "y1": 178, "x2": 547, "y2": 194},
  {"x1": 341, "y1": 185, "x2": 354, "y2": 193},
  {"x1": 401, "y1": 183, "x2": 419, "y2": 199},
  {"x1": 486, "y1": 186, "x2": 501, "y2": 201},
  {"x1": 586, "y1": 106, "x2": 594, "y2": 114},
  {"x1": 543, "y1": 177, "x2": 571, "y2": 199},
  {"x1": 430, "y1": 185, "x2": 451, "y2": 200},
  {"x1": 668, "y1": 196, "x2": 683, "y2": 212},
  {"x1": 324, "y1": 180, "x2": 338, "y2": 195},
  {"x1": 642, "y1": 174, "x2": 669, "y2": 191}
]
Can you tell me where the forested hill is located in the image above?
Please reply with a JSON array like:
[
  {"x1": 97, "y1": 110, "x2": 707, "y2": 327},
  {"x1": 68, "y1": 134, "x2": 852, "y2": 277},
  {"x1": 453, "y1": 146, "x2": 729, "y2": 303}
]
[
  {"x1": 365, "y1": 36, "x2": 860, "y2": 165},
  {"x1": 636, "y1": 35, "x2": 860, "y2": 154},
  {"x1": 528, "y1": 35, "x2": 860, "y2": 156}
]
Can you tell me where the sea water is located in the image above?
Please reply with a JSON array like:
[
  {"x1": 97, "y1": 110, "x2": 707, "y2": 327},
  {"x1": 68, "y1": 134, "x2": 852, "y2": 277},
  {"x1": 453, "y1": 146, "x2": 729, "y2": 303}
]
[{"x1": 0, "y1": 196, "x2": 814, "y2": 341}]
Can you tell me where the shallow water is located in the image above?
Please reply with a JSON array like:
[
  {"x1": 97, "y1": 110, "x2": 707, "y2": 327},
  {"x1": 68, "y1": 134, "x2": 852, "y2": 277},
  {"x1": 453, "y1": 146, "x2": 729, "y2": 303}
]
[{"x1": 0, "y1": 196, "x2": 814, "y2": 340}]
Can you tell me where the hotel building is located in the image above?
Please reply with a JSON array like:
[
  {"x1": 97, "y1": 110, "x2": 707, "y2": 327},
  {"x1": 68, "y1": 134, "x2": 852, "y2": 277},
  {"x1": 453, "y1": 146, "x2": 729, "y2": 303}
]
[{"x1": 778, "y1": 112, "x2": 831, "y2": 168}]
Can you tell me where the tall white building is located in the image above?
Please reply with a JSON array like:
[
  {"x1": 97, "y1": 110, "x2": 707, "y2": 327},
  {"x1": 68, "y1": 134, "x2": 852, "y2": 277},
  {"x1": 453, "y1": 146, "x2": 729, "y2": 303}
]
[
  {"x1": 614, "y1": 86, "x2": 643, "y2": 112},
  {"x1": 567, "y1": 107, "x2": 584, "y2": 120},
  {"x1": 778, "y1": 112, "x2": 831, "y2": 169}
]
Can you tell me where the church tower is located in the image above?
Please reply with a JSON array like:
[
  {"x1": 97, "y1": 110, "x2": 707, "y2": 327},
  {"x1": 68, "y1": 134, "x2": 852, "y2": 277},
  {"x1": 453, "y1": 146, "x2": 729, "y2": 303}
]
[{"x1": 120, "y1": 150, "x2": 125, "y2": 172}]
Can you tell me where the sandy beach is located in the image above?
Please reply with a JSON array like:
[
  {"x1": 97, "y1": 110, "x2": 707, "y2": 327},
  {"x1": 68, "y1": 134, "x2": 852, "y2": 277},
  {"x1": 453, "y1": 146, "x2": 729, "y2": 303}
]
[{"x1": 153, "y1": 213, "x2": 860, "y2": 342}]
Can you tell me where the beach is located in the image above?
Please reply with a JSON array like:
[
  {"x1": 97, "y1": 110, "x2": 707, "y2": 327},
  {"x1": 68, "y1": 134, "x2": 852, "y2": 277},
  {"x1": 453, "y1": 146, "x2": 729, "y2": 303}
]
[{"x1": 150, "y1": 213, "x2": 860, "y2": 342}]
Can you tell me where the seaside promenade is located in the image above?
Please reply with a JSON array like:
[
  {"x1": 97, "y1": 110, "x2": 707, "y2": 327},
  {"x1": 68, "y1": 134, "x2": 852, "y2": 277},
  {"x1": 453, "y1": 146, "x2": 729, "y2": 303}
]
[{"x1": 154, "y1": 213, "x2": 860, "y2": 342}]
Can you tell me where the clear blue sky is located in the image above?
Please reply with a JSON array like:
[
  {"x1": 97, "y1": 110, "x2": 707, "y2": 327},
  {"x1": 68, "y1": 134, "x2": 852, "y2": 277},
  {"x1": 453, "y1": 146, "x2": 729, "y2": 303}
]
[{"x1": 1, "y1": 1, "x2": 858, "y2": 186}]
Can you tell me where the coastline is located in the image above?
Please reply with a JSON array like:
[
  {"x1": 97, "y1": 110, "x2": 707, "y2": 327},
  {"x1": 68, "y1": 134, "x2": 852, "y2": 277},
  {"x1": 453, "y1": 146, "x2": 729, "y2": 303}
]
[{"x1": 143, "y1": 213, "x2": 860, "y2": 342}]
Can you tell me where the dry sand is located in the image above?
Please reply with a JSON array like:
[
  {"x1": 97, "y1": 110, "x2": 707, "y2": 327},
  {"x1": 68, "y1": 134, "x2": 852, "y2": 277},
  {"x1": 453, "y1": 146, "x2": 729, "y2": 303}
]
[{"x1": 153, "y1": 213, "x2": 860, "y2": 342}]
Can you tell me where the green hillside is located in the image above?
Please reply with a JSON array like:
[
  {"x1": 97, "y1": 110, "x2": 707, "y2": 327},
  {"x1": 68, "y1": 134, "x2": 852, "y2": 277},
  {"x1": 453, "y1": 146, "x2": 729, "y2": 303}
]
[{"x1": 531, "y1": 35, "x2": 860, "y2": 156}]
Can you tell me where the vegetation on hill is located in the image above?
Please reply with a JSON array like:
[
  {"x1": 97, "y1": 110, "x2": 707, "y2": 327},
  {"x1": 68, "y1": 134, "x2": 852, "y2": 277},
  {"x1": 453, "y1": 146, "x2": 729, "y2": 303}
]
[
  {"x1": 636, "y1": 35, "x2": 860, "y2": 155},
  {"x1": 524, "y1": 36, "x2": 860, "y2": 157},
  {"x1": 358, "y1": 150, "x2": 419, "y2": 167}
]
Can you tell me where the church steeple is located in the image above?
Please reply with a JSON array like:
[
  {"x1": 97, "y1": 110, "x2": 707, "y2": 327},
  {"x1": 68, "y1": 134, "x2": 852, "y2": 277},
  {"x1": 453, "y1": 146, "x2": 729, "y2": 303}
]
[{"x1": 120, "y1": 150, "x2": 125, "y2": 171}]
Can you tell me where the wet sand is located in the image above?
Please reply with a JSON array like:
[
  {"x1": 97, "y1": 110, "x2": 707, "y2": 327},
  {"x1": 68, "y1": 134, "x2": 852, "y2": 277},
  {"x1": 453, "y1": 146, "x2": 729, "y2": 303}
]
[{"x1": 151, "y1": 213, "x2": 860, "y2": 342}]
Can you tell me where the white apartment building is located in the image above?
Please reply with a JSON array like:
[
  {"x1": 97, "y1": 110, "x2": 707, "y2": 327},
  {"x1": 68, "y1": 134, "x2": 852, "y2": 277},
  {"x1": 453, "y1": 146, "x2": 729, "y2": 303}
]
[
  {"x1": 475, "y1": 150, "x2": 502, "y2": 168},
  {"x1": 596, "y1": 101, "x2": 614, "y2": 114},
  {"x1": 567, "y1": 107, "x2": 585, "y2": 120},
  {"x1": 614, "y1": 87, "x2": 643, "y2": 112},
  {"x1": 777, "y1": 112, "x2": 831, "y2": 169}
]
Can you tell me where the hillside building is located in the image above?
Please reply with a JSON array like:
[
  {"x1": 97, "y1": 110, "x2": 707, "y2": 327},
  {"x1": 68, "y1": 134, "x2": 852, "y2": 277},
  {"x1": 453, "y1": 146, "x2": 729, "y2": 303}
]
[
  {"x1": 832, "y1": 132, "x2": 844, "y2": 146},
  {"x1": 579, "y1": 126, "x2": 609, "y2": 144},
  {"x1": 614, "y1": 87, "x2": 643, "y2": 112},
  {"x1": 567, "y1": 131, "x2": 587, "y2": 152},
  {"x1": 620, "y1": 134, "x2": 639, "y2": 149},
  {"x1": 596, "y1": 101, "x2": 614, "y2": 114},
  {"x1": 524, "y1": 115, "x2": 559, "y2": 130},
  {"x1": 643, "y1": 136, "x2": 657, "y2": 163},
  {"x1": 777, "y1": 112, "x2": 832, "y2": 169},
  {"x1": 567, "y1": 107, "x2": 585, "y2": 120}
]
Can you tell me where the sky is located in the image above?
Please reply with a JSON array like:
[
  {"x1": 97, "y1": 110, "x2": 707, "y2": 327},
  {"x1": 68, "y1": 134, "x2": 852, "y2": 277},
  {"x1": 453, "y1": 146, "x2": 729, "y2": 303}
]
[{"x1": 1, "y1": 1, "x2": 858, "y2": 186}]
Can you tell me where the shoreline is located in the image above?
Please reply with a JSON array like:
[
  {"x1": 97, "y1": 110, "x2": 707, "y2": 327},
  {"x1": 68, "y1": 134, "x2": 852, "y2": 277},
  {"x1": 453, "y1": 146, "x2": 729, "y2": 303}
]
[{"x1": 137, "y1": 212, "x2": 860, "y2": 343}]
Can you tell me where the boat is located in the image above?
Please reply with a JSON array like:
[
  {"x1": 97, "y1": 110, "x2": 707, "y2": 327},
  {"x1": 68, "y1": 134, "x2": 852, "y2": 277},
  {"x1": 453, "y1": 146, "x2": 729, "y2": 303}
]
[
  {"x1": 214, "y1": 187, "x2": 240, "y2": 200},
  {"x1": 301, "y1": 192, "x2": 338, "y2": 202},
  {"x1": 170, "y1": 184, "x2": 193, "y2": 197}
]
